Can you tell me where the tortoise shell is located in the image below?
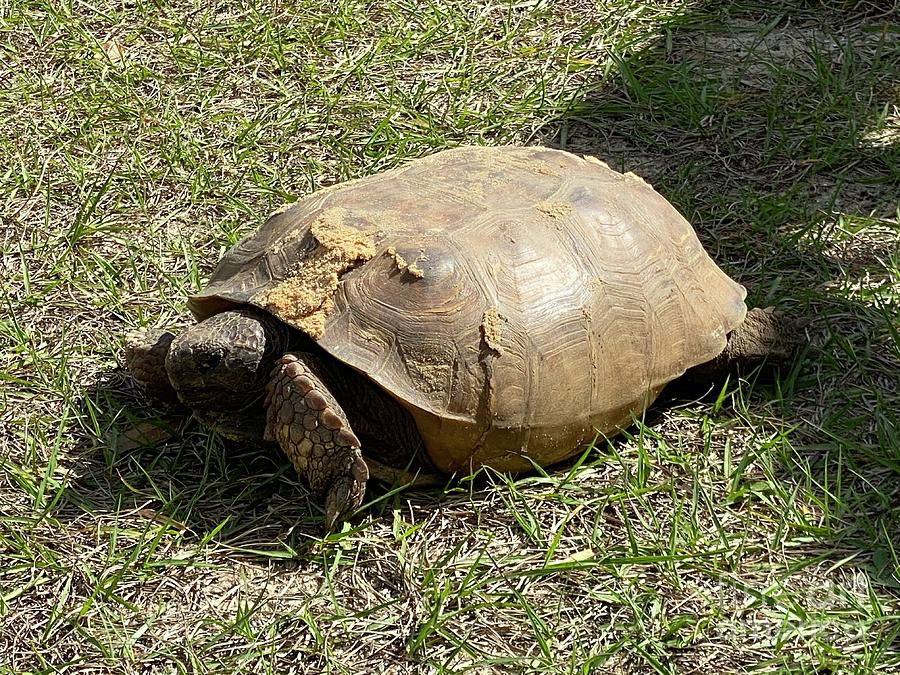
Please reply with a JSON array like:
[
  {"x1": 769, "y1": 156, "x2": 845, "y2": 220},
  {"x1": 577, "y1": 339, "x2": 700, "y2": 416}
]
[{"x1": 189, "y1": 146, "x2": 747, "y2": 473}]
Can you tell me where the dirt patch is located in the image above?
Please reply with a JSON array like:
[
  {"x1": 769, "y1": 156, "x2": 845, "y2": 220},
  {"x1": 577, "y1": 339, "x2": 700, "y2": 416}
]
[
  {"x1": 693, "y1": 21, "x2": 838, "y2": 89},
  {"x1": 386, "y1": 246, "x2": 426, "y2": 278},
  {"x1": 386, "y1": 246, "x2": 408, "y2": 270},
  {"x1": 691, "y1": 20, "x2": 899, "y2": 94},
  {"x1": 480, "y1": 307, "x2": 504, "y2": 355},
  {"x1": 536, "y1": 201, "x2": 573, "y2": 219},
  {"x1": 798, "y1": 218, "x2": 899, "y2": 280},
  {"x1": 810, "y1": 175, "x2": 900, "y2": 219},
  {"x1": 406, "y1": 360, "x2": 451, "y2": 396},
  {"x1": 401, "y1": 342, "x2": 456, "y2": 405},
  {"x1": 255, "y1": 208, "x2": 376, "y2": 338},
  {"x1": 586, "y1": 277, "x2": 605, "y2": 293}
]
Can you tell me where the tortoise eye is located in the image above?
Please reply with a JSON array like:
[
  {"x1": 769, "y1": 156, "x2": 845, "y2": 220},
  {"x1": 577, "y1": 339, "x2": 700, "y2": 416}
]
[{"x1": 199, "y1": 351, "x2": 222, "y2": 370}]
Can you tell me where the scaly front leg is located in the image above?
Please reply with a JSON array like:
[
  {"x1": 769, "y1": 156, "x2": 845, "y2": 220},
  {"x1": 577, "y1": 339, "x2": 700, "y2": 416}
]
[{"x1": 265, "y1": 353, "x2": 369, "y2": 531}]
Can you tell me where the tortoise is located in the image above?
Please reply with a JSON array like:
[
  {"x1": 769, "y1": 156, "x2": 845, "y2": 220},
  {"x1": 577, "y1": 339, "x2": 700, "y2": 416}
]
[{"x1": 125, "y1": 146, "x2": 798, "y2": 530}]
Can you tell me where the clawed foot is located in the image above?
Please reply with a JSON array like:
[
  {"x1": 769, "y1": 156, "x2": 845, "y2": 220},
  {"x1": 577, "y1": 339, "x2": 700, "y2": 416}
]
[
  {"x1": 265, "y1": 352, "x2": 370, "y2": 531},
  {"x1": 324, "y1": 455, "x2": 369, "y2": 531},
  {"x1": 124, "y1": 328, "x2": 181, "y2": 406}
]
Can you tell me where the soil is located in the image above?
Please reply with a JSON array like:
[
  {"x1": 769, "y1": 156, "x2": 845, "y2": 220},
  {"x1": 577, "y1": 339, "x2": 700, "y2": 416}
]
[{"x1": 256, "y1": 207, "x2": 377, "y2": 338}]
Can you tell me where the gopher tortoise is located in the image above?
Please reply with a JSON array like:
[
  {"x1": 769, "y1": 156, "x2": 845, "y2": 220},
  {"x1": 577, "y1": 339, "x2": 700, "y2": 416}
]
[{"x1": 126, "y1": 146, "x2": 797, "y2": 529}]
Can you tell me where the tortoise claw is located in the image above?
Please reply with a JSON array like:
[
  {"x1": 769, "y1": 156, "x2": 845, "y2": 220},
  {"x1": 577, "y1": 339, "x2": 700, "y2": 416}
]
[{"x1": 324, "y1": 455, "x2": 369, "y2": 532}]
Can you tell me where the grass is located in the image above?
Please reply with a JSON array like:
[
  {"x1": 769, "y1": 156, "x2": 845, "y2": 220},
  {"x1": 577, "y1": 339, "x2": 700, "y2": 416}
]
[{"x1": 1, "y1": 0, "x2": 898, "y2": 672}]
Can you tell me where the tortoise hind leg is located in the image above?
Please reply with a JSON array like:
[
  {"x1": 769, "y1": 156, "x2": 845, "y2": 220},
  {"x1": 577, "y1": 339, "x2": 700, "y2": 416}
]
[
  {"x1": 265, "y1": 353, "x2": 369, "y2": 531},
  {"x1": 719, "y1": 307, "x2": 805, "y2": 371},
  {"x1": 682, "y1": 307, "x2": 805, "y2": 384}
]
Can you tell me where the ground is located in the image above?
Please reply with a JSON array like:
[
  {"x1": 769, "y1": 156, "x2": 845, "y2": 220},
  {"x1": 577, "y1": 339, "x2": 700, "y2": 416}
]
[{"x1": 1, "y1": 0, "x2": 898, "y2": 673}]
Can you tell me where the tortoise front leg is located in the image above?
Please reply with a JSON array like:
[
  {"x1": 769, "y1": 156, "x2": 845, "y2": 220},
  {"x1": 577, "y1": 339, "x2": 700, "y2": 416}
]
[
  {"x1": 265, "y1": 353, "x2": 369, "y2": 531},
  {"x1": 124, "y1": 328, "x2": 181, "y2": 406}
]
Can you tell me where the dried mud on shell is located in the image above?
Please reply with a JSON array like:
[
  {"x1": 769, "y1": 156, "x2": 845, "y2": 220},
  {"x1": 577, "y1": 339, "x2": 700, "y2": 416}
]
[
  {"x1": 255, "y1": 207, "x2": 377, "y2": 339},
  {"x1": 480, "y1": 307, "x2": 504, "y2": 355}
]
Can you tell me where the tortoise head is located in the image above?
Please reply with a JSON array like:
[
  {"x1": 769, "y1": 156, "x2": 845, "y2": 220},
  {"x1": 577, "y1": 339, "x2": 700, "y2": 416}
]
[{"x1": 165, "y1": 309, "x2": 283, "y2": 440}]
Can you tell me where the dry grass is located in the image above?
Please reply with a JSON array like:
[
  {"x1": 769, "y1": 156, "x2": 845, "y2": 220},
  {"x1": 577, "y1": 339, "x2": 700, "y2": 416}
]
[{"x1": 1, "y1": 0, "x2": 898, "y2": 673}]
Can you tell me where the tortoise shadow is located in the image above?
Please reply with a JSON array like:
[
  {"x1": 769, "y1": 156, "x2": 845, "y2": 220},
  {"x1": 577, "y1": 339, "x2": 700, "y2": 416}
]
[
  {"x1": 60, "y1": 369, "x2": 468, "y2": 550},
  {"x1": 541, "y1": 0, "x2": 898, "y2": 585},
  {"x1": 61, "y1": 369, "x2": 325, "y2": 551}
]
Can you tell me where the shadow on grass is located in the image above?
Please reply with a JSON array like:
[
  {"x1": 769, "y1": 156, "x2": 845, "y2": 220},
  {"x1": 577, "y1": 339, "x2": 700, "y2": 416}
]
[
  {"x1": 546, "y1": 0, "x2": 898, "y2": 583},
  {"x1": 60, "y1": 370, "x2": 457, "y2": 554},
  {"x1": 59, "y1": 370, "x2": 330, "y2": 553}
]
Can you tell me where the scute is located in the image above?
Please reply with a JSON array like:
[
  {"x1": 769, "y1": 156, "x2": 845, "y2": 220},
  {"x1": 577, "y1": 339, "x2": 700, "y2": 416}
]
[{"x1": 190, "y1": 146, "x2": 747, "y2": 473}]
